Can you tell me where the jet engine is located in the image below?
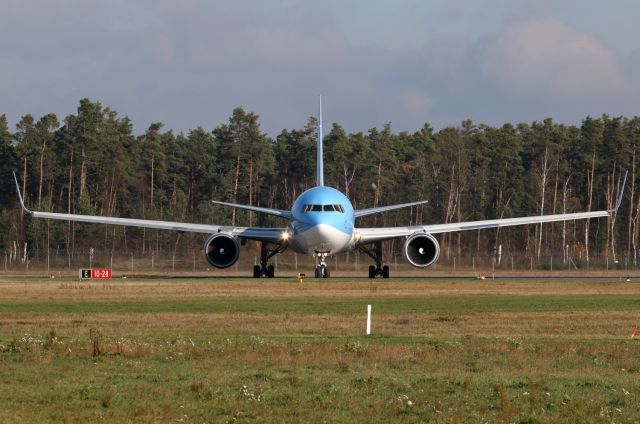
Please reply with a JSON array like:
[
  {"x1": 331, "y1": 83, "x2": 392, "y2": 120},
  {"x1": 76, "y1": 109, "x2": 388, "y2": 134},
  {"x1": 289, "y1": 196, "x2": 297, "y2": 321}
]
[
  {"x1": 204, "y1": 234, "x2": 240, "y2": 269},
  {"x1": 404, "y1": 233, "x2": 440, "y2": 268}
]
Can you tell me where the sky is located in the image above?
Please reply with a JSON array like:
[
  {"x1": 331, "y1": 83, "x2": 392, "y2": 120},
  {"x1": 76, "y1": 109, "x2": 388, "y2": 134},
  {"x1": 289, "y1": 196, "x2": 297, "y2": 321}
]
[{"x1": 1, "y1": 0, "x2": 639, "y2": 136}]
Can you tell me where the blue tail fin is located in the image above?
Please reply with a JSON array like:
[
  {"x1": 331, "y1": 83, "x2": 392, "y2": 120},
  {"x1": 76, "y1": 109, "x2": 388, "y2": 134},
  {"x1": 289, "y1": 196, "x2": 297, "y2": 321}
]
[{"x1": 316, "y1": 96, "x2": 324, "y2": 187}]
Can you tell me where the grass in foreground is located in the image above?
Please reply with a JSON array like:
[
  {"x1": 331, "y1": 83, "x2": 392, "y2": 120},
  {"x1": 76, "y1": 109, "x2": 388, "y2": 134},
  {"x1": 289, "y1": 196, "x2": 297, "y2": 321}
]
[{"x1": 0, "y1": 275, "x2": 639, "y2": 423}]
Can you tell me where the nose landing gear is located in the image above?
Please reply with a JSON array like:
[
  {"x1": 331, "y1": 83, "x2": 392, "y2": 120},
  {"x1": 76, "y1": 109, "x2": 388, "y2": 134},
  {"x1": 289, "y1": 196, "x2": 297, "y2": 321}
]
[{"x1": 314, "y1": 251, "x2": 331, "y2": 278}]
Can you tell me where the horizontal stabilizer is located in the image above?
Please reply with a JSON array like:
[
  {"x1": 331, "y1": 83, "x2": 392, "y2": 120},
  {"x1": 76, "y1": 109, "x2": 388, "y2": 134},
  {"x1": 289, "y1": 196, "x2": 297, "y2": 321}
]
[
  {"x1": 211, "y1": 200, "x2": 292, "y2": 219},
  {"x1": 354, "y1": 200, "x2": 429, "y2": 218}
]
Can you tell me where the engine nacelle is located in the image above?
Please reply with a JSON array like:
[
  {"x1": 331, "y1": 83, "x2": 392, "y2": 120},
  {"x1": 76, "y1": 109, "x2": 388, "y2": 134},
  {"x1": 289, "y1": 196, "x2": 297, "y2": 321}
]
[
  {"x1": 404, "y1": 233, "x2": 440, "y2": 268},
  {"x1": 204, "y1": 234, "x2": 240, "y2": 269}
]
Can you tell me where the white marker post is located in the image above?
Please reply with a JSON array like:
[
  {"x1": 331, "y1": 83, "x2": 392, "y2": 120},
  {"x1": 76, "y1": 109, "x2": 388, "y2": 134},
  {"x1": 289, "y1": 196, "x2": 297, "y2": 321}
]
[{"x1": 366, "y1": 304, "x2": 372, "y2": 335}]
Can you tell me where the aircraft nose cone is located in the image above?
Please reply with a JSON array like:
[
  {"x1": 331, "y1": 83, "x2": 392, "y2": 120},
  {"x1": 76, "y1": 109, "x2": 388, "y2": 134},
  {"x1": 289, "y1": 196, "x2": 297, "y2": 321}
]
[{"x1": 315, "y1": 223, "x2": 334, "y2": 238}]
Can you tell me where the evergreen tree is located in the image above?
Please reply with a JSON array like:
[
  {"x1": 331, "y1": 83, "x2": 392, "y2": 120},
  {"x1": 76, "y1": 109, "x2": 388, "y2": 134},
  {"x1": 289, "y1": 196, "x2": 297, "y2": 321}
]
[{"x1": 0, "y1": 114, "x2": 17, "y2": 207}]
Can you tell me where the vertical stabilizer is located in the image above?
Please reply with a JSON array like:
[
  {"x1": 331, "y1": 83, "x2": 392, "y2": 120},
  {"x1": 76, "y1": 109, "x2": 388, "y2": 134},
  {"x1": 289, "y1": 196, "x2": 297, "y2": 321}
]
[{"x1": 316, "y1": 96, "x2": 324, "y2": 187}]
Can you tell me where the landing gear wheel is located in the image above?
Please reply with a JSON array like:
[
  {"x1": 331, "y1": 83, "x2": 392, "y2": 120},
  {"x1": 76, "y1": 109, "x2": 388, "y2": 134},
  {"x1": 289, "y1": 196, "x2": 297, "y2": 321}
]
[
  {"x1": 313, "y1": 251, "x2": 331, "y2": 279},
  {"x1": 382, "y1": 265, "x2": 390, "y2": 279},
  {"x1": 361, "y1": 242, "x2": 390, "y2": 279},
  {"x1": 255, "y1": 241, "x2": 286, "y2": 278},
  {"x1": 315, "y1": 266, "x2": 330, "y2": 278}
]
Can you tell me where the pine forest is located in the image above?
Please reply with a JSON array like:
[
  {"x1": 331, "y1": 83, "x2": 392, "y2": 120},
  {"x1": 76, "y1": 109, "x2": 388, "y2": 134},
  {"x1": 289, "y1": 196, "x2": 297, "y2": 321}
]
[{"x1": 0, "y1": 99, "x2": 638, "y2": 271}]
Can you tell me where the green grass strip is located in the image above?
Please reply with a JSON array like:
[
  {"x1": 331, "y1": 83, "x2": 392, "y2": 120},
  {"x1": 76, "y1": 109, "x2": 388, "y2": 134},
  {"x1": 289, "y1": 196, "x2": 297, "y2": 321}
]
[{"x1": 1, "y1": 294, "x2": 639, "y2": 314}]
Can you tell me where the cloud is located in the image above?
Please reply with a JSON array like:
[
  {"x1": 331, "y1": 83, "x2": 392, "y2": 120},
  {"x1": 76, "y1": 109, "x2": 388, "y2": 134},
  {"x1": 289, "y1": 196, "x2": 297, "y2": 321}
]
[
  {"x1": 479, "y1": 18, "x2": 628, "y2": 97},
  {"x1": 0, "y1": 3, "x2": 638, "y2": 137}
]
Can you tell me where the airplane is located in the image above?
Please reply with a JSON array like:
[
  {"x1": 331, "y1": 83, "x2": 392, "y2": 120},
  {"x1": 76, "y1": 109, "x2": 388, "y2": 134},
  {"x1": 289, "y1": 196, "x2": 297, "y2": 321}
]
[{"x1": 13, "y1": 98, "x2": 627, "y2": 279}]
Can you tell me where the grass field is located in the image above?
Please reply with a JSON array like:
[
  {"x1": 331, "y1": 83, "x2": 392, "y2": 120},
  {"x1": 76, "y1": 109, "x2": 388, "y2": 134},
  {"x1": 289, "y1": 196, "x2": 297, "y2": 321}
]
[{"x1": 1, "y1": 274, "x2": 639, "y2": 423}]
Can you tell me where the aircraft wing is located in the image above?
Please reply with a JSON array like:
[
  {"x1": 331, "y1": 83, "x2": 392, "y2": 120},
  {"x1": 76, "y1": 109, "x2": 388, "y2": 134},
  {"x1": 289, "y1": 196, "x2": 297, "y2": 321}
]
[
  {"x1": 356, "y1": 171, "x2": 626, "y2": 244},
  {"x1": 12, "y1": 173, "x2": 285, "y2": 243},
  {"x1": 356, "y1": 209, "x2": 611, "y2": 243}
]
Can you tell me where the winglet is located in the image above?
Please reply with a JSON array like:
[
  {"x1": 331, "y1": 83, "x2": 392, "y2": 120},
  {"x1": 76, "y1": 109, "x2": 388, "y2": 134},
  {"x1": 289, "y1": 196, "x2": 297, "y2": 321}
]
[
  {"x1": 610, "y1": 170, "x2": 628, "y2": 213},
  {"x1": 12, "y1": 171, "x2": 32, "y2": 215}
]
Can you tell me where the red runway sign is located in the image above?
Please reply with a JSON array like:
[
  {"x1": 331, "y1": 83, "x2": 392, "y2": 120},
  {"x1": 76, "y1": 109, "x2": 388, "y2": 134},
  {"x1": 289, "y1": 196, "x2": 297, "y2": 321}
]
[{"x1": 80, "y1": 268, "x2": 112, "y2": 279}]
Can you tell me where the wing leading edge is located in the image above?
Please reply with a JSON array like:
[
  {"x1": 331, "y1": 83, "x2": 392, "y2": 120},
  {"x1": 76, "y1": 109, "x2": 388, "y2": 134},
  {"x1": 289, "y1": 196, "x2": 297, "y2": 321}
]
[
  {"x1": 356, "y1": 172, "x2": 627, "y2": 244},
  {"x1": 12, "y1": 172, "x2": 284, "y2": 243}
]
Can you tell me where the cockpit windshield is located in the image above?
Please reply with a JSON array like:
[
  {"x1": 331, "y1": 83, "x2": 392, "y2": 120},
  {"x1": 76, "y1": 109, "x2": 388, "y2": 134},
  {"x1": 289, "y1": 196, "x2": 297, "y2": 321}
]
[{"x1": 303, "y1": 204, "x2": 345, "y2": 213}]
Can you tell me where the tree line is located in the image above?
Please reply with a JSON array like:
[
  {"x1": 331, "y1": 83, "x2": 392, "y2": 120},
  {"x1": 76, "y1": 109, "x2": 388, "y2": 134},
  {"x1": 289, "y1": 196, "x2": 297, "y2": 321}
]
[{"x1": 0, "y1": 99, "x2": 638, "y2": 268}]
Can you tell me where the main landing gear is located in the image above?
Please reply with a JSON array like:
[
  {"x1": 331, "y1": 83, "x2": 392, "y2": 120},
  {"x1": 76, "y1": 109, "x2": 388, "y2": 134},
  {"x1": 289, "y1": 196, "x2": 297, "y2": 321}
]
[
  {"x1": 314, "y1": 251, "x2": 330, "y2": 278},
  {"x1": 253, "y1": 242, "x2": 285, "y2": 278},
  {"x1": 358, "y1": 241, "x2": 390, "y2": 279}
]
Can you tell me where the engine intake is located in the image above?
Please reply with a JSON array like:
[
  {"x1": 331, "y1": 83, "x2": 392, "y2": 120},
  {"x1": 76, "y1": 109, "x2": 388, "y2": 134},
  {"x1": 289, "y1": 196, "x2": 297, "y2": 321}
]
[
  {"x1": 204, "y1": 234, "x2": 240, "y2": 269},
  {"x1": 404, "y1": 233, "x2": 440, "y2": 268}
]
